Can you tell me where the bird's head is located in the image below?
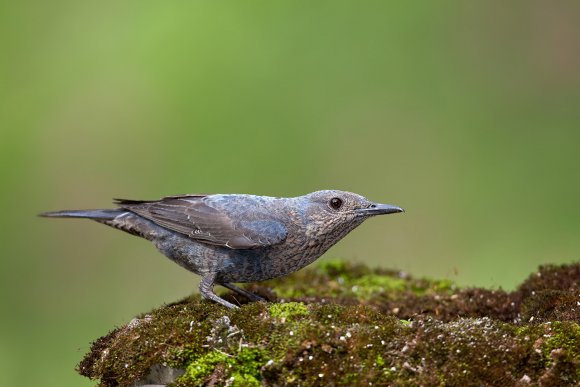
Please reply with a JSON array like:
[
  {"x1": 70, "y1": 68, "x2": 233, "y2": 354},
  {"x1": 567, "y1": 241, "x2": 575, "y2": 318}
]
[{"x1": 299, "y1": 190, "x2": 404, "y2": 239}]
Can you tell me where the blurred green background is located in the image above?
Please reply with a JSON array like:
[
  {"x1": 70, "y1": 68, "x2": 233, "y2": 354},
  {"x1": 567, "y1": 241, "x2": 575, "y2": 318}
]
[{"x1": 1, "y1": 1, "x2": 579, "y2": 385}]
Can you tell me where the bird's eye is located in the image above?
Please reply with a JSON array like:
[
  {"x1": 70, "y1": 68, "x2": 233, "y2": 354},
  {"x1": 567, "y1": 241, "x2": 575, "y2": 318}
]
[{"x1": 329, "y1": 197, "x2": 343, "y2": 210}]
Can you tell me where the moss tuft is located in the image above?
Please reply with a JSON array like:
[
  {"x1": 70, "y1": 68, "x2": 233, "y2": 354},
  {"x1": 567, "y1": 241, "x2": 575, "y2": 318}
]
[
  {"x1": 179, "y1": 347, "x2": 266, "y2": 386},
  {"x1": 542, "y1": 321, "x2": 580, "y2": 380},
  {"x1": 268, "y1": 302, "x2": 310, "y2": 320},
  {"x1": 182, "y1": 350, "x2": 229, "y2": 383},
  {"x1": 349, "y1": 274, "x2": 407, "y2": 296},
  {"x1": 316, "y1": 259, "x2": 352, "y2": 277}
]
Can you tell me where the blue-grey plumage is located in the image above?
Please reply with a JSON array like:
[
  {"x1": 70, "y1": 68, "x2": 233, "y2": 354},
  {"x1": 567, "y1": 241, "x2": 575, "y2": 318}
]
[{"x1": 40, "y1": 190, "x2": 404, "y2": 309}]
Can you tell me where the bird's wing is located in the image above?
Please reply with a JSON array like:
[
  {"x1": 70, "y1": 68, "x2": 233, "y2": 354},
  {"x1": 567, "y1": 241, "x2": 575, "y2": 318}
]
[{"x1": 114, "y1": 195, "x2": 288, "y2": 249}]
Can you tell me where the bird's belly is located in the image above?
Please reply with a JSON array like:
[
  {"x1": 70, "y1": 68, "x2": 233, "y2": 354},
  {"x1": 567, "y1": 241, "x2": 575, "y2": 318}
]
[
  {"x1": 220, "y1": 240, "x2": 331, "y2": 283},
  {"x1": 155, "y1": 233, "x2": 334, "y2": 284},
  {"x1": 154, "y1": 234, "x2": 225, "y2": 276}
]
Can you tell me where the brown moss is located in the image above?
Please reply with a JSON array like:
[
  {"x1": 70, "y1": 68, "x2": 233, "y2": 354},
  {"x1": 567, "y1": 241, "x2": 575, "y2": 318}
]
[{"x1": 77, "y1": 260, "x2": 580, "y2": 386}]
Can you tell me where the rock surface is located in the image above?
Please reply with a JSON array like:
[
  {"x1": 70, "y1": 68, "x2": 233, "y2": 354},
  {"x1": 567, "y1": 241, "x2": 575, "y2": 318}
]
[{"x1": 78, "y1": 261, "x2": 579, "y2": 386}]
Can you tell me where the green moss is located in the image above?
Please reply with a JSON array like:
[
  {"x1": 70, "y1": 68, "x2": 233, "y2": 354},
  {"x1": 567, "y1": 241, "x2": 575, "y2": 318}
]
[
  {"x1": 268, "y1": 302, "x2": 310, "y2": 320},
  {"x1": 183, "y1": 350, "x2": 229, "y2": 383},
  {"x1": 180, "y1": 347, "x2": 266, "y2": 386},
  {"x1": 545, "y1": 322, "x2": 580, "y2": 359},
  {"x1": 271, "y1": 260, "x2": 459, "y2": 302},
  {"x1": 349, "y1": 274, "x2": 407, "y2": 296},
  {"x1": 230, "y1": 372, "x2": 261, "y2": 387},
  {"x1": 272, "y1": 285, "x2": 309, "y2": 299},
  {"x1": 317, "y1": 259, "x2": 351, "y2": 277},
  {"x1": 543, "y1": 322, "x2": 580, "y2": 379},
  {"x1": 419, "y1": 278, "x2": 456, "y2": 294},
  {"x1": 375, "y1": 354, "x2": 385, "y2": 367}
]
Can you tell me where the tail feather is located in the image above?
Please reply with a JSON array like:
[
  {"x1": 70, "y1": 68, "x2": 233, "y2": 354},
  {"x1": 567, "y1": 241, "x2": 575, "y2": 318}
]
[
  {"x1": 40, "y1": 208, "x2": 163, "y2": 240},
  {"x1": 39, "y1": 209, "x2": 124, "y2": 220}
]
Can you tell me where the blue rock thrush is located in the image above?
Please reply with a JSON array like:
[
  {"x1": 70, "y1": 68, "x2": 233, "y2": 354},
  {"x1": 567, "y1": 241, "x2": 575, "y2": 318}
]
[{"x1": 40, "y1": 190, "x2": 403, "y2": 308}]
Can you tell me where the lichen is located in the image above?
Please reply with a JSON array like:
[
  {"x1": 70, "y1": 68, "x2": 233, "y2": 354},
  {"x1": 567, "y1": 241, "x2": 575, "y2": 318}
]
[{"x1": 77, "y1": 261, "x2": 580, "y2": 386}]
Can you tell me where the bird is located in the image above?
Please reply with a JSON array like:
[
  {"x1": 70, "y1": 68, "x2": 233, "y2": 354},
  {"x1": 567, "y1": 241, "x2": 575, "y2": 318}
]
[{"x1": 40, "y1": 190, "x2": 404, "y2": 309}]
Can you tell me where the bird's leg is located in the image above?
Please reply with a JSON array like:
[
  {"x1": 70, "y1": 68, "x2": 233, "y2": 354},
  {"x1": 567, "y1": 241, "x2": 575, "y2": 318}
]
[
  {"x1": 199, "y1": 274, "x2": 239, "y2": 309},
  {"x1": 220, "y1": 282, "x2": 265, "y2": 302}
]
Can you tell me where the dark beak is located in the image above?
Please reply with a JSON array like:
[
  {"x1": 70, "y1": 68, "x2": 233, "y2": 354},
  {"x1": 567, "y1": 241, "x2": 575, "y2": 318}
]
[{"x1": 356, "y1": 203, "x2": 404, "y2": 216}]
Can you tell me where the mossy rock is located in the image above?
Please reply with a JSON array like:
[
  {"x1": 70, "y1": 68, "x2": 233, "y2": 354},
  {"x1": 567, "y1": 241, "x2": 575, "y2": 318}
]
[{"x1": 78, "y1": 261, "x2": 580, "y2": 386}]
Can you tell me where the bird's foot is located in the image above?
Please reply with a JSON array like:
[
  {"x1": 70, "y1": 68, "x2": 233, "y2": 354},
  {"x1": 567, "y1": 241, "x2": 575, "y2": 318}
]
[{"x1": 220, "y1": 282, "x2": 266, "y2": 302}]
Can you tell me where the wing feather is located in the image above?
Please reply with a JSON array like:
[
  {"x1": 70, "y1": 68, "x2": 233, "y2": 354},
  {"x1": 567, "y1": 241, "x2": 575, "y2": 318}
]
[{"x1": 115, "y1": 195, "x2": 287, "y2": 249}]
